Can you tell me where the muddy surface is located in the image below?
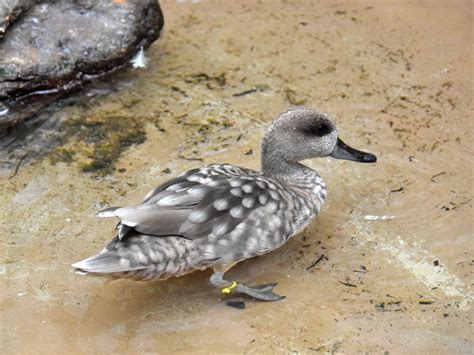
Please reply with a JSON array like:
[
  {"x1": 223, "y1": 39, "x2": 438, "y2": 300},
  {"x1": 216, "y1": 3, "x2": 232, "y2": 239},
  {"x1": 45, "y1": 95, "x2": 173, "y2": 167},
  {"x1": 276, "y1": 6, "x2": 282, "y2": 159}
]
[{"x1": 1, "y1": 0, "x2": 473, "y2": 353}]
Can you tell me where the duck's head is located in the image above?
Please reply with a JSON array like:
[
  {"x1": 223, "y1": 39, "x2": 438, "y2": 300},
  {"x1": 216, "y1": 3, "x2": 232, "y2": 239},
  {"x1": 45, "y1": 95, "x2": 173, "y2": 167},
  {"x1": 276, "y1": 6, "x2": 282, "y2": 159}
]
[{"x1": 261, "y1": 107, "x2": 376, "y2": 173}]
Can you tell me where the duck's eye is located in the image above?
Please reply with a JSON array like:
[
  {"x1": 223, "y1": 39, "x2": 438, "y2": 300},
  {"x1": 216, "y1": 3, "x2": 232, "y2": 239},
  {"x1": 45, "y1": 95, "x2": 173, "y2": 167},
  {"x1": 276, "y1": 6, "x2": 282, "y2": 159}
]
[{"x1": 307, "y1": 122, "x2": 332, "y2": 137}]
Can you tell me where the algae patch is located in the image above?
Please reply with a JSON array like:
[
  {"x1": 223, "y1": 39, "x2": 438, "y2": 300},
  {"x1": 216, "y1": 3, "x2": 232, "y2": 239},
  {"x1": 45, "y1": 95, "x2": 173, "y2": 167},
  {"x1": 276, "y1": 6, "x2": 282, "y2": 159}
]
[
  {"x1": 49, "y1": 108, "x2": 146, "y2": 176},
  {"x1": 46, "y1": 69, "x2": 241, "y2": 177}
]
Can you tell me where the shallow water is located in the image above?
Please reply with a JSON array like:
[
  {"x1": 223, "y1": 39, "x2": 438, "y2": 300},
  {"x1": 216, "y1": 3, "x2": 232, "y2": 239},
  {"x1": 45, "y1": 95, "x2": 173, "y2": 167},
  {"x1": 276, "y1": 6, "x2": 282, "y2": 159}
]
[{"x1": 1, "y1": 0, "x2": 473, "y2": 353}]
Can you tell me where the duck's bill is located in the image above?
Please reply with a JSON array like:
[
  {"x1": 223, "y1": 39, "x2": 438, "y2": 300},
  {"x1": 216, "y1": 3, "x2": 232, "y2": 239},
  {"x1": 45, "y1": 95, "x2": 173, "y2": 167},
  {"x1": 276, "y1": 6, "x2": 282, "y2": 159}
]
[{"x1": 330, "y1": 138, "x2": 377, "y2": 163}]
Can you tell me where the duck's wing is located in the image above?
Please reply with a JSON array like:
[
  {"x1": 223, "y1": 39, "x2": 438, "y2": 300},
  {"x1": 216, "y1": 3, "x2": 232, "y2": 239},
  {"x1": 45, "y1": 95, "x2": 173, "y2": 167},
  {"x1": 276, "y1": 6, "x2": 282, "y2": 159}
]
[{"x1": 97, "y1": 164, "x2": 285, "y2": 240}]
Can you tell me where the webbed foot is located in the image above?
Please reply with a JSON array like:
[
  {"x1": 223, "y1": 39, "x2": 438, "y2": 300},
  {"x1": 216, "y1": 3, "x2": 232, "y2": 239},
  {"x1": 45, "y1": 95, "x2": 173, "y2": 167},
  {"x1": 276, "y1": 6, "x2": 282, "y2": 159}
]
[
  {"x1": 235, "y1": 282, "x2": 285, "y2": 301},
  {"x1": 210, "y1": 267, "x2": 285, "y2": 302}
]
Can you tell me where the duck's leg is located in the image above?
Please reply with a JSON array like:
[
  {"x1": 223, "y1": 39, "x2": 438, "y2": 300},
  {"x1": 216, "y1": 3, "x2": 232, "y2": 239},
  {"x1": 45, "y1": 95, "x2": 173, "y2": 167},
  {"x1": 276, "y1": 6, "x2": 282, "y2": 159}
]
[{"x1": 210, "y1": 263, "x2": 285, "y2": 301}]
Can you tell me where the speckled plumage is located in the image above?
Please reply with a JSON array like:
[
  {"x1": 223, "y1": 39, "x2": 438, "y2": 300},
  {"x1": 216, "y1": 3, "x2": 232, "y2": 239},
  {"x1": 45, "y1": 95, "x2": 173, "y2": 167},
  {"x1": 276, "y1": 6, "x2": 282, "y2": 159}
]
[
  {"x1": 76, "y1": 164, "x2": 326, "y2": 281},
  {"x1": 73, "y1": 107, "x2": 376, "y2": 299}
]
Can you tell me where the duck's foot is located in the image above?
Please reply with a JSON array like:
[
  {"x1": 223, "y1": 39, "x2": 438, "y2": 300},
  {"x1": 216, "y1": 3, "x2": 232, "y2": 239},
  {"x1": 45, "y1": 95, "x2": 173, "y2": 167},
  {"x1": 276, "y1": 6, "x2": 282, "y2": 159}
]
[
  {"x1": 210, "y1": 269, "x2": 285, "y2": 302},
  {"x1": 235, "y1": 282, "x2": 285, "y2": 301}
]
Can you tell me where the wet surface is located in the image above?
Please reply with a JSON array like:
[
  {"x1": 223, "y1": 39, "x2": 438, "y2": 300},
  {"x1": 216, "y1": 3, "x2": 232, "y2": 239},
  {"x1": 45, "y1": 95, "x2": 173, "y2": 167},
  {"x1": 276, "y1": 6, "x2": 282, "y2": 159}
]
[{"x1": 1, "y1": 0, "x2": 473, "y2": 353}]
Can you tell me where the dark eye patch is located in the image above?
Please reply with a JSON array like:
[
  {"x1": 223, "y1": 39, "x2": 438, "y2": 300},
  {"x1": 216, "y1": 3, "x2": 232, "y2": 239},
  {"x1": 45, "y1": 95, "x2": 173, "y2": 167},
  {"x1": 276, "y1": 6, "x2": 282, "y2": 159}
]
[{"x1": 305, "y1": 122, "x2": 333, "y2": 137}]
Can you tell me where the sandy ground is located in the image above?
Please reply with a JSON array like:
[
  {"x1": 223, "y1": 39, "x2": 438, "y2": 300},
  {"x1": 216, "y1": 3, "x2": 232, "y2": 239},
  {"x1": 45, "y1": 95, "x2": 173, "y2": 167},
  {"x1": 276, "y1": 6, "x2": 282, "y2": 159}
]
[{"x1": 1, "y1": 0, "x2": 473, "y2": 353}]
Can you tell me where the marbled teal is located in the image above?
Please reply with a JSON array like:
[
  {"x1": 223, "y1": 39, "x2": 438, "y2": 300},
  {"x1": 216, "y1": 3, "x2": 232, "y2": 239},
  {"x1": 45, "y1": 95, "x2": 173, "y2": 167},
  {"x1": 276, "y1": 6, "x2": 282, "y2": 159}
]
[{"x1": 72, "y1": 107, "x2": 376, "y2": 301}]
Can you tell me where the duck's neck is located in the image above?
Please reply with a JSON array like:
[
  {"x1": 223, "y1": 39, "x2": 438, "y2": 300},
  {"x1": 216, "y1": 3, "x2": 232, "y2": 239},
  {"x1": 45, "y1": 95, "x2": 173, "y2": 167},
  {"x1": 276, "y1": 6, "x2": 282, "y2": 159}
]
[{"x1": 262, "y1": 157, "x2": 323, "y2": 190}]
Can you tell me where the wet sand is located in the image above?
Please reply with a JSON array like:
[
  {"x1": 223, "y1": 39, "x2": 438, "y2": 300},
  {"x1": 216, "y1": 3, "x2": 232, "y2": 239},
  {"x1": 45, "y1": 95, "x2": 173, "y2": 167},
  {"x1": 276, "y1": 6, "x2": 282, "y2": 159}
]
[{"x1": 1, "y1": 0, "x2": 473, "y2": 353}]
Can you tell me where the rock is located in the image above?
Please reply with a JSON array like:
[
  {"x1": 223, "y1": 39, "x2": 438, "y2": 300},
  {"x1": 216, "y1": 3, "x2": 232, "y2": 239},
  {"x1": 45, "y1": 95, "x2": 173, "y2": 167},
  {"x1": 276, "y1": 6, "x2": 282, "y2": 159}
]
[{"x1": 0, "y1": 0, "x2": 164, "y2": 136}]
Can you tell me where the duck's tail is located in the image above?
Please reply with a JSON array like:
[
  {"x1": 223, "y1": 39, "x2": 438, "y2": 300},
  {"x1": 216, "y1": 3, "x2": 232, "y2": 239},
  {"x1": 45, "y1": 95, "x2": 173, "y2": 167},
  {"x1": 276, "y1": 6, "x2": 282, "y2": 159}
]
[
  {"x1": 72, "y1": 234, "x2": 206, "y2": 281},
  {"x1": 71, "y1": 249, "x2": 146, "y2": 275}
]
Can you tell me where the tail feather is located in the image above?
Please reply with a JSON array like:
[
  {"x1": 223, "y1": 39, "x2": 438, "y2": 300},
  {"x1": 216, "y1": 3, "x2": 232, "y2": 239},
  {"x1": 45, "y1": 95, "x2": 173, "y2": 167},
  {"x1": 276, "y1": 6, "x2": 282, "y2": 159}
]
[
  {"x1": 71, "y1": 250, "x2": 146, "y2": 274},
  {"x1": 96, "y1": 207, "x2": 120, "y2": 218}
]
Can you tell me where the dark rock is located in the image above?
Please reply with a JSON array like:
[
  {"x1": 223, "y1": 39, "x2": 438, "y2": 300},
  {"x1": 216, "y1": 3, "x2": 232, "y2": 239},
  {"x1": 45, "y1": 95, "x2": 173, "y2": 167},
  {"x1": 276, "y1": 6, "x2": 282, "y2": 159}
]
[
  {"x1": 0, "y1": 0, "x2": 164, "y2": 136},
  {"x1": 226, "y1": 298, "x2": 246, "y2": 310}
]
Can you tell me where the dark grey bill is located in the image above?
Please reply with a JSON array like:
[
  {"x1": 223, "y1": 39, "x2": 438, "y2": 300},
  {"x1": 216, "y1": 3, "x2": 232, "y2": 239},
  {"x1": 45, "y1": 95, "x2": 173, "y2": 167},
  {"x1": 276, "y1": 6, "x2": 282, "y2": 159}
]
[{"x1": 330, "y1": 138, "x2": 377, "y2": 163}]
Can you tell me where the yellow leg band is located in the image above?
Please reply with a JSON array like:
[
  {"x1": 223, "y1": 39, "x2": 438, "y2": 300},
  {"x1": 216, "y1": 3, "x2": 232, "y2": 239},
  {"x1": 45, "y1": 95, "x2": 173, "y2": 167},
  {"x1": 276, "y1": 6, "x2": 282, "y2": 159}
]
[{"x1": 222, "y1": 281, "x2": 237, "y2": 294}]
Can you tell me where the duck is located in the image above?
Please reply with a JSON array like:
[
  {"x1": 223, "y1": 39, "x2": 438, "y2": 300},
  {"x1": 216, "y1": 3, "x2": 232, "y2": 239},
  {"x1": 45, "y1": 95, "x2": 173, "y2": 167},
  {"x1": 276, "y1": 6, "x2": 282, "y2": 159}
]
[{"x1": 72, "y1": 107, "x2": 376, "y2": 301}]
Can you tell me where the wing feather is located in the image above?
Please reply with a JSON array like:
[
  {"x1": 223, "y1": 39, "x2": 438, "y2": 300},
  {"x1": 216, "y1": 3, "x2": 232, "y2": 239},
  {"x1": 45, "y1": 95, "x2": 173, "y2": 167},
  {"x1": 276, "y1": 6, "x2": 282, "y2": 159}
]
[{"x1": 99, "y1": 164, "x2": 289, "y2": 241}]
